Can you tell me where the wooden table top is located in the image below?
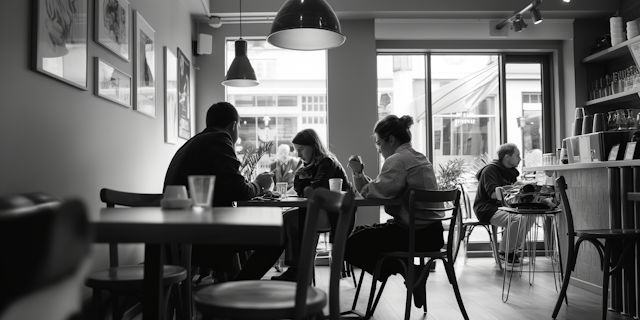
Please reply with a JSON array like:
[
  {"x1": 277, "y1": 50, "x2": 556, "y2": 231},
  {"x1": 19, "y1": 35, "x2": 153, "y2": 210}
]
[
  {"x1": 236, "y1": 196, "x2": 403, "y2": 207},
  {"x1": 93, "y1": 206, "x2": 284, "y2": 246}
]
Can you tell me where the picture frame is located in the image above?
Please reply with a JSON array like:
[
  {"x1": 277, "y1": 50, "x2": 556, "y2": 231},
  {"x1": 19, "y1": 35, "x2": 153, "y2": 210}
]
[
  {"x1": 95, "y1": 57, "x2": 131, "y2": 107},
  {"x1": 133, "y1": 10, "x2": 156, "y2": 117},
  {"x1": 33, "y1": 0, "x2": 88, "y2": 89},
  {"x1": 95, "y1": 0, "x2": 130, "y2": 61},
  {"x1": 177, "y1": 48, "x2": 191, "y2": 139},
  {"x1": 164, "y1": 47, "x2": 178, "y2": 144}
]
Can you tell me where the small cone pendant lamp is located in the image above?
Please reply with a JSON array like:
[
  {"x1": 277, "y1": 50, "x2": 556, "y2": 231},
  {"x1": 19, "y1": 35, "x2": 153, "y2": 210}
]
[
  {"x1": 267, "y1": 0, "x2": 346, "y2": 51},
  {"x1": 222, "y1": 0, "x2": 259, "y2": 87}
]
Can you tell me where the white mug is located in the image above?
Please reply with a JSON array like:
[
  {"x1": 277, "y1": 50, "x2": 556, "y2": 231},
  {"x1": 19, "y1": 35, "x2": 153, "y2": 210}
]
[
  {"x1": 329, "y1": 178, "x2": 343, "y2": 192},
  {"x1": 164, "y1": 185, "x2": 188, "y2": 199}
]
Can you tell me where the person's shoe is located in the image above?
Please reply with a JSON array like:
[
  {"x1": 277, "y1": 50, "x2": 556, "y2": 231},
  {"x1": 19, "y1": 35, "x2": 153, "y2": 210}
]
[
  {"x1": 271, "y1": 268, "x2": 298, "y2": 282},
  {"x1": 499, "y1": 251, "x2": 520, "y2": 265}
]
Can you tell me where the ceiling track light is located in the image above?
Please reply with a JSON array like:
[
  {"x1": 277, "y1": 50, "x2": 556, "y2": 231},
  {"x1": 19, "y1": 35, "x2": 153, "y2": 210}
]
[
  {"x1": 496, "y1": 0, "x2": 542, "y2": 31},
  {"x1": 530, "y1": 6, "x2": 543, "y2": 24}
]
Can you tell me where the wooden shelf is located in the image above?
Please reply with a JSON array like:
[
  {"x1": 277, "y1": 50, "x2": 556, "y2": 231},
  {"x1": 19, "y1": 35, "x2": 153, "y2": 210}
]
[
  {"x1": 582, "y1": 35, "x2": 640, "y2": 64},
  {"x1": 585, "y1": 87, "x2": 640, "y2": 107}
]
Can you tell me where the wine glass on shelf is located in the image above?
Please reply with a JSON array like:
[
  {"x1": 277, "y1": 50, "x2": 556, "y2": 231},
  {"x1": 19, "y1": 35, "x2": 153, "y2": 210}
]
[
  {"x1": 608, "y1": 111, "x2": 617, "y2": 131},
  {"x1": 616, "y1": 109, "x2": 627, "y2": 131},
  {"x1": 627, "y1": 109, "x2": 636, "y2": 130}
]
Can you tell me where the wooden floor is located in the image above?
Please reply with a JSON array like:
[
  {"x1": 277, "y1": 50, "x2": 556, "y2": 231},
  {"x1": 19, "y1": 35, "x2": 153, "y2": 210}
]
[
  {"x1": 163, "y1": 257, "x2": 635, "y2": 320},
  {"x1": 268, "y1": 257, "x2": 630, "y2": 320}
]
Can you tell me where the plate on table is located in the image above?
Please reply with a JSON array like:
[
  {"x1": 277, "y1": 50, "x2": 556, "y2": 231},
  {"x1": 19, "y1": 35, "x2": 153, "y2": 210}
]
[{"x1": 510, "y1": 203, "x2": 550, "y2": 210}]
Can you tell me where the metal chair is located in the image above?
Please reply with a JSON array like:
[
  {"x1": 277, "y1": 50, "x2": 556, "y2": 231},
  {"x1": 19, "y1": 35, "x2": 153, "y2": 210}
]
[
  {"x1": 84, "y1": 188, "x2": 187, "y2": 320},
  {"x1": 350, "y1": 188, "x2": 469, "y2": 320},
  {"x1": 454, "y1": 184, "x2": 502, "y2": 270},
  {"x1": 496, "y1": 185, "x2": 564, "y2": 303},
  {"x1": 194, "y1": 187, "x2": 356, "y2": 320},
  {"x1": 552, "y1": 176, "x2": 640, "y2": 320}
]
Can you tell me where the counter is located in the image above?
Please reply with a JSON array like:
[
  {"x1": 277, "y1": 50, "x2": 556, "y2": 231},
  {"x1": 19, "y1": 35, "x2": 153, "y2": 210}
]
[{"x1": 523, "y1": 161, "x2": 640, "y2": 317}]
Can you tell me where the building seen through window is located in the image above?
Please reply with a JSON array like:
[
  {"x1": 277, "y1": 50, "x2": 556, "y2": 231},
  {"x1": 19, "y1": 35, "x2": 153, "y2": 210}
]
[{"x1": 226, "y1": 39, "x2": 327, "y2": 175}]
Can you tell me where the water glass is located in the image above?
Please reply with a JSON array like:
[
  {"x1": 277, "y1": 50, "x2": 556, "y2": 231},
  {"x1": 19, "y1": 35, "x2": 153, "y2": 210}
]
[
  {"x1": 275, "y1": 182, "x2": 288, "y2": 198},
  {"x1": 188, "y1": 175, "x2": 216, "y2": 207}
]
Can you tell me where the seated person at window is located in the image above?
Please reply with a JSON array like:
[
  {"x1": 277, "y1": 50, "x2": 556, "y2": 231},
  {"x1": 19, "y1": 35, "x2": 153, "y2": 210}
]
[
  {"x1": 344, "y1": 115, "x2": 443, "y2": 309},
  {"x1": 473, "y1": 143, "x2": 536, "y2": 265},
  {"x1": 163, "y1": 101, "x2": 275, "y2": 275},
  {"x1": 235, "y1": 128, "x2": 353, "y2": 282},
  {"x1": 270, "y1": 144, "x2": 302, "y2": 190}
]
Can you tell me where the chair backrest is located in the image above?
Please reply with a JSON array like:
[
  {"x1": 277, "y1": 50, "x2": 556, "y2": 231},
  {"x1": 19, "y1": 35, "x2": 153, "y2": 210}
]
[
  {"x1": 495, "y1": 186, "x2": 509, "y2": 207},
  {"x1": 0, "y1": 197, "x2": 92, "y2": 320},
  {"x1": 100, "y1": 188, "x2": 163, "y2": 267},
  {"x1": 296, "y1": 187, "x2": 356, "y2": 320},
  {"x1": 458, "y1": 184, "x2": 474, "y2": 220},
  {"x1": 403, "y1": 188, "x2": 461, "y2": 261},
  {"x1": 100, "y1": 188, "x2": 163, "y2": 207},
  {"x1": 555, "y1": 176, "x2": 575, "y2": 247}
]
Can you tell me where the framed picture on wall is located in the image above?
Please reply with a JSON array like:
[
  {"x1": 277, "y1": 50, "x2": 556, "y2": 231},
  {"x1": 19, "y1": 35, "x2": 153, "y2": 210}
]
[
  {"x1": 133, "y1": 10, "x2": 156, "y2": 117},
  {"x1": 164, "y1": 47, "x2": 178, "y2": 144},
  {"x1": 177, "y1": 48, "x2": 191, "y2": 139},
  {"x1": 95, "y1": 0, "x2": 130, "y2": 61},
  {"x1": 33, "y1": 0, "x2": 88, "y2": 89},
  {"x1": 95, "y1": 57, "x2": 131, "y2": 107}
]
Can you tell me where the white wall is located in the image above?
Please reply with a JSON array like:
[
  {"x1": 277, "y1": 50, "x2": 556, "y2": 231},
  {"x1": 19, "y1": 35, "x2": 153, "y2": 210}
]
[{"x1": 0, "y1": 0, "x2": 195, "y2": 291}]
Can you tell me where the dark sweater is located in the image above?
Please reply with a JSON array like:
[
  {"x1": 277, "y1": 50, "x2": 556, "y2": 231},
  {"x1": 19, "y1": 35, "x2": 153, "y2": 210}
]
[
  {"x1": 473, "y1": 160, "x2": 520, "y2": 222},
  {"x1": 163, "y1": 128, "x2": 261, "y2": 207},
  {"x1": 293, "y1": 155, "x2": 352, "y2": 196}
]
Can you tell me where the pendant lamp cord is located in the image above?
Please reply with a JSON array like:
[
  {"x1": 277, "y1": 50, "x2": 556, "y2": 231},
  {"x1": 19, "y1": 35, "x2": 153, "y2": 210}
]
[{"x1": 239, "y1": 0, "x2": 242, "y2": 38}]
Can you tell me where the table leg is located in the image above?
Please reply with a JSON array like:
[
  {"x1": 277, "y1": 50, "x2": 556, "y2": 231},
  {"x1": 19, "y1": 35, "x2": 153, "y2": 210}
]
[{"x1": 144, "y1": 244, "x2": 165, "y2": 320}]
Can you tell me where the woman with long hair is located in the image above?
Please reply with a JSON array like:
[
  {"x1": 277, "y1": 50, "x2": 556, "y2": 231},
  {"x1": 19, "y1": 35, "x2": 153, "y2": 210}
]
[{"x1": 234, "y1": 128, "x2": 352, "y2": 281}]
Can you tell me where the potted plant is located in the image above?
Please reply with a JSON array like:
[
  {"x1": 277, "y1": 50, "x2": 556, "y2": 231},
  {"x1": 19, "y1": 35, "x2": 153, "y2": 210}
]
[{"x1": 239, "y1": 141, "x2": 274, "y2": 182}]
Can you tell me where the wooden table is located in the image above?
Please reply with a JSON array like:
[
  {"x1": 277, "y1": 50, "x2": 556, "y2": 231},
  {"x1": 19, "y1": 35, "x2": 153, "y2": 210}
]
[
  {"x1": 236, "y1": 196, "x2": 403, "y2": 208},
  {"x1": 93, "y1": 206, "x2": 284, "y2": 320}
]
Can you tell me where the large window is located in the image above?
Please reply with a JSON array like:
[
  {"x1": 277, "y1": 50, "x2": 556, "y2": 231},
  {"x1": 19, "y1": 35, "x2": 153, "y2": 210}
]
[
  {"x1": 377, "y1": 53, "x2": 553, "y2": 240},
  {"x1": 226, "y1": 39, "x2": 328, "y2": 171}
]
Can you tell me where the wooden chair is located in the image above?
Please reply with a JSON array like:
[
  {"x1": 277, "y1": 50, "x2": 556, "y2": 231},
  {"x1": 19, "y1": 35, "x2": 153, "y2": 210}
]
[
  {"x1": 0, "y1": 195, "x2": 92, "y2": 320},
  {"x1": 552, "y1": 176, "x2": 640, "y2": 320},
  {"x1": 454, "y1": 183, "x2": 502, "y2": 270},
  {"x1": 84, "y1": 188, "x2": 187, "y2": 320},
  {"x1": 194, "y1": 187, "x2": 357, "y2": 320},
  {"x1": 351, "y1": 188, "x2": 469, "y2": 320}
]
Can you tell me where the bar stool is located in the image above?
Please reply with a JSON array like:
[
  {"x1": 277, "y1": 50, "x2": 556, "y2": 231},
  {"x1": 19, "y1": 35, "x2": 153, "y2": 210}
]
[{"x1": 496, "y1": 186, "x2": 564, "y2": 303}]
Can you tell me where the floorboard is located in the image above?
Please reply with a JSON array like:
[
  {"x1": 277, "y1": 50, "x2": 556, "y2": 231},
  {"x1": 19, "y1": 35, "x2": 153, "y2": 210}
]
[{"x1": 153, "y1": 256, "x2": 634, "y2": 320}]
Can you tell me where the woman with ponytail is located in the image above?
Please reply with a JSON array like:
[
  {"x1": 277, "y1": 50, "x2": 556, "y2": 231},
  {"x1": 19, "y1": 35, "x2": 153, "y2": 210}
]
[{"x1": 344, "y1": 115, "x2": 443, "y2": 308}]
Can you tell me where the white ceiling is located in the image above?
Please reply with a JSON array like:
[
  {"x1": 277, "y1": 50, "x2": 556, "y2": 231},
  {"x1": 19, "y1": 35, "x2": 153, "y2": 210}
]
[{"x1": 182, "y1": 0, "x2": 618, "y2": 22}]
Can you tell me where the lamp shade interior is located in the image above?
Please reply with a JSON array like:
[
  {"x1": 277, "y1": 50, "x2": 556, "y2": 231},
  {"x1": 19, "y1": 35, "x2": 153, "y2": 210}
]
[{"x1": 267, "y1": 0, "x2": 346, "y2": 50}]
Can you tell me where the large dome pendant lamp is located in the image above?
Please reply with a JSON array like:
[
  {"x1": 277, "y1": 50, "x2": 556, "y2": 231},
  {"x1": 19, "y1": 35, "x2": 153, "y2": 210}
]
[
  {"x1": 267, "y1": 0, "x2": 346, "y2": 51},
  {"x1": 222, "y1": 0, "x2": 259, "y2": 87}
]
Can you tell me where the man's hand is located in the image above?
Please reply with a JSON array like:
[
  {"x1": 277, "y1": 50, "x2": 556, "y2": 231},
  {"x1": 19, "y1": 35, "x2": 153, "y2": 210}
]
[
  {"x1": 348, "y1": 155, "x2": 364, "y2": 173},
  {"x1": 255, "y1": 172, "x2": 274, "y2": 191}
]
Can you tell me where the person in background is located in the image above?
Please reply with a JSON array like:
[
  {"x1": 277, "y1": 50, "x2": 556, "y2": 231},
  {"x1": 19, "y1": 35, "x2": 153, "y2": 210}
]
[
  {"x1": 473, "y1": 143, "x2": 535, "y2": 265},
  {"x1": 270, "y1": 144, "x2": 302, "y2": 190},
  {"x1": 235, "y1": 128, "x2": 353, "y2": 282},
  {"x1": 344, "y1": 115, "x2": 443, "y2": 309},
  {"x1": 163, "y1": 101, "x2": 274, "y2": 276}
]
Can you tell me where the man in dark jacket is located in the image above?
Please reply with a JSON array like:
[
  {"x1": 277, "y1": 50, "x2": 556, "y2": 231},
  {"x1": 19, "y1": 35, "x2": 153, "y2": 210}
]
[
  {"x1": 164, "y1": 101, "x2": 276, "y2": 276},
  {"x1": 473, "y1": 143, "x2": 532, "y2": 264}
]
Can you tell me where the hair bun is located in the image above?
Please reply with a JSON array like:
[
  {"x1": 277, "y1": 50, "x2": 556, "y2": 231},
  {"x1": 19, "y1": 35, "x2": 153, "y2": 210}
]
[{"x1": 400, "y1": 115, "x2": 414, "y2": 129}]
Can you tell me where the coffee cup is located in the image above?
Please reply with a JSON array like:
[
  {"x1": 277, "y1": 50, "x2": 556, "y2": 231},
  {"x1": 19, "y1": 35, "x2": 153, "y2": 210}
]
[
  {"x1": 164, "y1": 185, "x2": 188, "y2": 200},
  {"x1": 329, "y1": 178, "x2": 343, "y2": 192}
]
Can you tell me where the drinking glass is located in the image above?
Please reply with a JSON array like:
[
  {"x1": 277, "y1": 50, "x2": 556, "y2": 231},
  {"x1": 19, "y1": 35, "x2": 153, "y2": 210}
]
[
  {"x1": 608, "y1": 111, "x2": 617, "y2": 131},
  {"x1": 188, "y1": 175, "x2": 216, "y2": 207},
  {"x1": 617, "y1": 109, "x2": 627, "y2": 130},
  {"x1": 627, "y1": 109, "x2": 636, "y2": 129},
  {"x1": 275, "y1": 182, "x2": 288, "y2": 199}
]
